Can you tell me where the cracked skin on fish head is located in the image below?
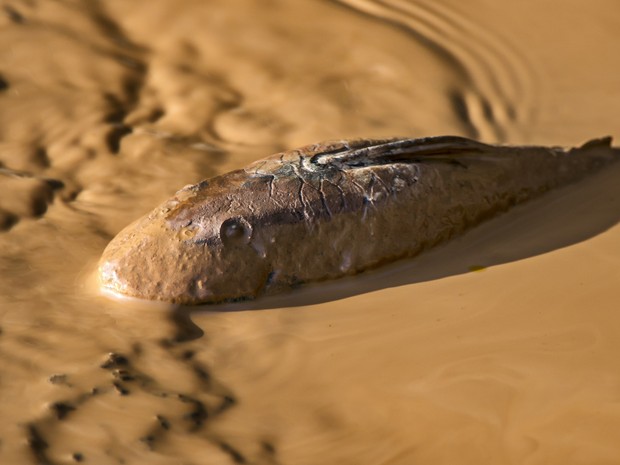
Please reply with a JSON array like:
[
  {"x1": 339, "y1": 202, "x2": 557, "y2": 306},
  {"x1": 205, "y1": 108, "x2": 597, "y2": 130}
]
[{"x1": 98, "y1": 169, "x2": 278, "y2": 304}]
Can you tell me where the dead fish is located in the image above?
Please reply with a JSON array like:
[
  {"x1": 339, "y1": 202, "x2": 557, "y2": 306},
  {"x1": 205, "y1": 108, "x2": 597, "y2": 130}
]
[{"x1": 99, "y1": 135, "x2": 618, "y2": 304}]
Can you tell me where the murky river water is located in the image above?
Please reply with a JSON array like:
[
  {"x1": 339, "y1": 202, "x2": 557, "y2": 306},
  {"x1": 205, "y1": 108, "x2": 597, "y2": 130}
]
[{"x1": 1, "y1": 1, "x2": 619, "y2": 464}]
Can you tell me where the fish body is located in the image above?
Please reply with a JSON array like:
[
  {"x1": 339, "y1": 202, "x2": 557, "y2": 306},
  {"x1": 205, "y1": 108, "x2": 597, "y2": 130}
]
[{"x1": 99, "y1": 136, "x2": 618, "y2": 304}]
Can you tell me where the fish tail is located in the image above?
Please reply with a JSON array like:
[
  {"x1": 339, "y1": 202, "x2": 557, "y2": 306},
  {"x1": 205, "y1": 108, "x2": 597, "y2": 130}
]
[
  {"x1": 577, "y1": 136, "x2": 613, "y2": 151},
  {"x1": 573, "y1": 136, "x2": 619, "y2": 160}
]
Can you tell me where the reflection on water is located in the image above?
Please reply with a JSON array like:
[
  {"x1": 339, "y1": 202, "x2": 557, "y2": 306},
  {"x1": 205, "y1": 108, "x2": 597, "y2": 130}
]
[{"x1": 0, "y1": 0, "x2": 619, "y2": 464}]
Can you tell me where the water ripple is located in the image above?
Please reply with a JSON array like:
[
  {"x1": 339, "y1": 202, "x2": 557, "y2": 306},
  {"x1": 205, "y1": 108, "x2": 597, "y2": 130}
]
[{"x1": 332, "y1": 0, "x2": 539, "y2": 142}]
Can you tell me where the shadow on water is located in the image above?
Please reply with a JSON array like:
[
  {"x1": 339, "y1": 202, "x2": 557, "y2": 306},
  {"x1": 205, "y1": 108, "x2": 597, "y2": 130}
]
[{"x1": 171, "y1": 160, "x2": 620, "y2": 321}]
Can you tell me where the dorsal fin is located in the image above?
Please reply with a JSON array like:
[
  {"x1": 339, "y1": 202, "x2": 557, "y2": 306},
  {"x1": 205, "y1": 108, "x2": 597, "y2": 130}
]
[
  {"x1": 579, "y1": 136, "x2": 612, "y2": 151},
  {"x1": 310, "y1": 136, "x2": 493, "y2": 168}
]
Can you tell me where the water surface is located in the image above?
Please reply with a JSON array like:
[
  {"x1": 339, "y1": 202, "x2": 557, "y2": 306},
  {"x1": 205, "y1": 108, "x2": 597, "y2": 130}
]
[{"x1": 1, "y1": 1, "x2": 619, "y2": 463}]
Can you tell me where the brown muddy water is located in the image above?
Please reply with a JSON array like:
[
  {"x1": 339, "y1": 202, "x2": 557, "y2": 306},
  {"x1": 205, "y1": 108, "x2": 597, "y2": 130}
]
[{"x1": 1, "y1": 1, "x2": 619, "y2": 464}]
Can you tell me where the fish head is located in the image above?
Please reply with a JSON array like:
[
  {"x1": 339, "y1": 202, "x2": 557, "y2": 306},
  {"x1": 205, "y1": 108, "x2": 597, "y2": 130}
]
[{"x1": 98, "y1": 169, "x2": 274, "y2": 304}]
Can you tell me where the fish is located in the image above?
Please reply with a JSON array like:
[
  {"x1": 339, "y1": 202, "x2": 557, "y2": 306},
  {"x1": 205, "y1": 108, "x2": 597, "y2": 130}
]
[{"x1": 98, "y1": 135, "x2": 619, "y2": 304}]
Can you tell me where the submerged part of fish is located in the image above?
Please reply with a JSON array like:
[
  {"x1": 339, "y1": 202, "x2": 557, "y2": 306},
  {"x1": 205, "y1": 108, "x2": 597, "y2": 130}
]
[{"x1": 98, "y1": 136, "x2": 618, "y2": 304}]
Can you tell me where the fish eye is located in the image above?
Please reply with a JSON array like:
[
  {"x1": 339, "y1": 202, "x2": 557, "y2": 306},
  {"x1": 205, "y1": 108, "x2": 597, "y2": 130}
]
[{"x1": 220, "y1": 217, "x2": 252, "y2": 246}]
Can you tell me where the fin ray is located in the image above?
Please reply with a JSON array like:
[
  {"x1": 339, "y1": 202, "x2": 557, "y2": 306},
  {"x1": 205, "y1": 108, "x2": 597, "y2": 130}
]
[{"x1": 312, "y1": 136, "x2": 493, "y2": 168}]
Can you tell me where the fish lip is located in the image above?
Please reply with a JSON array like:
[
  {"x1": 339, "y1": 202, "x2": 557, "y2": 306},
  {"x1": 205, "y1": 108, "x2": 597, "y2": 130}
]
[
  {"x1": 98, "y1": 257, "x2": 144, "y2": 300},
  {"x1": 97, "y1": 257, "x2": 183, "y2": 303}
]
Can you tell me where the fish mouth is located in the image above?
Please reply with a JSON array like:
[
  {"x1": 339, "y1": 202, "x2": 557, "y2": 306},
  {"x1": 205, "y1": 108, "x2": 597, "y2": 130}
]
[
  {"x1": 98, "y1": 244, "x2": 217, "y2": 304},
  {"x1": 98, "y1": 259, "x2": 132, "y2": 298}
]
